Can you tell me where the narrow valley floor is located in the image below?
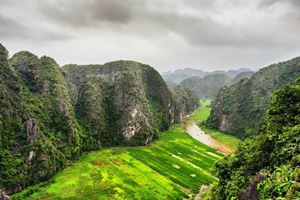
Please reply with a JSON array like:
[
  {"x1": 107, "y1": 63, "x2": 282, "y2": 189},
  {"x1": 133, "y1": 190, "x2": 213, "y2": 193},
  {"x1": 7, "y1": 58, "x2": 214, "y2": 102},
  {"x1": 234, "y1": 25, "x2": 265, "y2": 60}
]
[{"x1": 183, "y1": 118, "x2": 234, "y2": 154}]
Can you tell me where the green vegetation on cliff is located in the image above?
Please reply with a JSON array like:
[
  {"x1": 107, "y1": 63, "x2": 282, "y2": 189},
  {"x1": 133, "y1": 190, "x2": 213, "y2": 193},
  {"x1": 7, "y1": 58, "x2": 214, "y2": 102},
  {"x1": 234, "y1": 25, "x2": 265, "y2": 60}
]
[
  {"x1": 168, "y1": 84, "x2": 198, "y2": 123},
  {"x1": 0, "y1": 45, "x2": 83, "y2": 193},
  {"x1": 232, "y1": 71, "x2": 254, "y2": 83},
  {"x1": 210, "y1": 80, "x2": 300, "y2": 199},
  {"x1": 13, "y1": 125, "x2": 223, "y2": 200},
  {"x1": 0, "y1": 44, "x2": 199, "y2": 195},
  {"x1": 207, "y1": 57, "x2": 300, "y2": 138},
  {"x1": 63, "y1": 60, "x2": 174, "y2": 147}
]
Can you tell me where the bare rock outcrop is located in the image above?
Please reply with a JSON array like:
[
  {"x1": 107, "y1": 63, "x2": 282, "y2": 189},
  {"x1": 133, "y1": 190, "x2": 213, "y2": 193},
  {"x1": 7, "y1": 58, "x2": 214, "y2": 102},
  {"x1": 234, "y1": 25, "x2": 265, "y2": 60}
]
[
  {"x1": 26, "y1": 119, "x2": 38, "y2": 145},
  {"x1": 238, "y1": 172, "x2": 265, "y2": 200},
  {"x1": 0, "y1": 190, "x2": 9, "y2": 200}
]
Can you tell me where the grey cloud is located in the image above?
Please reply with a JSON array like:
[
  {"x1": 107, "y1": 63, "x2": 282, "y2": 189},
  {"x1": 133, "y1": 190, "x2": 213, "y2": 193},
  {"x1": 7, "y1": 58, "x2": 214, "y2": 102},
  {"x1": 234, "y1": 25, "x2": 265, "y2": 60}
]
[
  {"x1": 258, "y1": 0, "x2": 300, "y2": 13},
  {"x1": 0, "y1": 0, "x2": 299, "y2": 72},
  {"x1": 0, "y1": 14, "x2": 32, "y2": 39},
  {"x1": 0, "y1": 14, "x2": 74, "y2": 40},
  {"x1": 260, "y1": 0, "x2": 300, "y2": 7},
  {"x1": 36, "y1": 0, "x2": 145, "y2": 26},
  {"x1": 34, "y1": 0, "x2": 300, "y2": 48}
]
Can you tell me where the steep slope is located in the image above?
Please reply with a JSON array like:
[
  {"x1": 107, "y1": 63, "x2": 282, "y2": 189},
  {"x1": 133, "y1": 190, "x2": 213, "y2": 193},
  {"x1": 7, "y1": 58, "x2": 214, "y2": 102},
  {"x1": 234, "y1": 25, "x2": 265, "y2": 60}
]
[
  {"x1": 0, "y1": 43, "x2": 199, "y2": 196},
  {"x1": 226, "y1": 68, "x2": 252, "y2": 78},
  {"x1": 63, "y1": 61, "x2": 174, "y2": 146},
  {"x1": 168, "y1": 84, "x2": 198, "y2": 122},
  {"x1": 180, "y1": 73, "x2": 232, "y2": 99},
  {"x1": 0, "y1": 45, "x2": 83, "y2": 194},
  {"x1": 207, "y1": 57, "x2": 300, "y2": 138},
  {"x1": 0, "y1": 44, "x2": 177, "y2": 195},
  {"x1": 232, "y1": 71, "x2": 254, "y2": 83}
]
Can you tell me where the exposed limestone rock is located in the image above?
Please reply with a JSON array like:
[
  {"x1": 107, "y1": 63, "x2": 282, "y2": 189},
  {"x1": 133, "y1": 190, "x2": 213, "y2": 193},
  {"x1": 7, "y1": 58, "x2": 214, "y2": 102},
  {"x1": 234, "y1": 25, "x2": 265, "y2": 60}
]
[
  {"x1": 220, "y1": 114, "x2": 231, "y2": 132},
  {"x1": 0, "y1": 190, "x2": 9, "y2": 200},
  {"x1": 28, "y1": 151, "x2": 35, "y2": 161},
  {"x1": 168, "y1": 84, "x2": 198, "y2": 123},
  {"x1": 26, "y1": 119, "x2": 37, "y2": 145},
  {"x1": 238, "y1": 172, "x2": 265, "y2": 200},
  {"x1": 64, "y1": 60, "x2": 174, "y2": 145},
  {"x1": 59, "y1": 99, "x2": 69, "y2": 116}
]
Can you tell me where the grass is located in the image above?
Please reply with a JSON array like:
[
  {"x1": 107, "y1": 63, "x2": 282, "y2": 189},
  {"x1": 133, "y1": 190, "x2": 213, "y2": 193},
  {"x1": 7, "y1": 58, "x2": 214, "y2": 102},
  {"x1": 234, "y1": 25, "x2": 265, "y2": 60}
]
[
  {"x1": 13, "y1": 125, "x2": 224, "y2": 200},
  {"x1": 198, "y1": 125, "x2": 241, "y2": 149},
  {"x1": 191, "y1": 99, "x2": 211, "y2": 122},
  {"x1": 191, "y1": 100, "x2": 241, "y2": 149}
]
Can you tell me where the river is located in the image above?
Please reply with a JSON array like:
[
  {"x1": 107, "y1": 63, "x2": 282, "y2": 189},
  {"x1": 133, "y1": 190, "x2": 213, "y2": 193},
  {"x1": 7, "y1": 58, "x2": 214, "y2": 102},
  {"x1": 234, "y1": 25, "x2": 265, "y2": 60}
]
[{"x1": 183, "y1": 118, "x2": 234, "y2": 154}]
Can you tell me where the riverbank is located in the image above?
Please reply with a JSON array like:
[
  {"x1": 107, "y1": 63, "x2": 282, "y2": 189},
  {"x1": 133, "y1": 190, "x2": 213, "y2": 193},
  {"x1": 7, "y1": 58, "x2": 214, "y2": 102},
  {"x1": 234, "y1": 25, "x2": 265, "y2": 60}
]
[{"x1": 183, "y1": 118, "x2": 234, "y2": 154}]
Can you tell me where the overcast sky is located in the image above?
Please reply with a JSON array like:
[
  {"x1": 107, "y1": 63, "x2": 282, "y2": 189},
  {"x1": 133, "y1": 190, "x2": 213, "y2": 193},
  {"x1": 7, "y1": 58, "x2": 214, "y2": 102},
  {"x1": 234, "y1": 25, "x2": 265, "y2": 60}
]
[{"x1": 1, "y1": 0, "x2": 300, "y2": 72}]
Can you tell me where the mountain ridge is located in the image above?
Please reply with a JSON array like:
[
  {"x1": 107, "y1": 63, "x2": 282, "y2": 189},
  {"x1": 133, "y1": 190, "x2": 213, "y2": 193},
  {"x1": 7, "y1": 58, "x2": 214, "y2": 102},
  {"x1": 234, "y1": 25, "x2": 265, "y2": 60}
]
[
  {"x1": 162, "y1": 68, "x2": 253, "y2": 85},
  {"x1": 207, "y1": 56, "x2": 300, "y2": 138}
]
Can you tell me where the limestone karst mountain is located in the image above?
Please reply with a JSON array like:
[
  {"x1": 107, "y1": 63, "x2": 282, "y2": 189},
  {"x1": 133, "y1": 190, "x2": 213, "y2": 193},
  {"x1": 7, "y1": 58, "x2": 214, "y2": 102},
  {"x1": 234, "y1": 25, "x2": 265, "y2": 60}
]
[
  {"x1": 180, "y1": 73, "x2": 233, "y2": 99},
  {"x1": 207, "y1": 56, "x2": 300, "y2": 138},
  {"x1": 162, "y1": 68, "x2": 252, "y2": 85},
  {"x1": 232, "y1": 71, "x2": 254, "y2": 83},
  {"x1": 167, "y1": 84, "x2": 198, "y2": 123},
  {"x1": 0, "y1": 44, "x2": 197, "y2": 194}
]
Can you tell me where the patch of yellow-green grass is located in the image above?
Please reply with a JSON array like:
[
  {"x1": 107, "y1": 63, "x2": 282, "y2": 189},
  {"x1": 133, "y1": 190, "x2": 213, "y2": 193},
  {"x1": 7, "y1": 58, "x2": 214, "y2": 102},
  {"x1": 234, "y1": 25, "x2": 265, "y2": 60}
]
[
  {"x1": 13, "y1": 125, "x2": 223, "y2": 200},
  {"x1": 198, "y1": 125, "x2": 241, "y2": 149},
  {"x1": 191, "y1": 100, "x2": 211, "y2": 122}
]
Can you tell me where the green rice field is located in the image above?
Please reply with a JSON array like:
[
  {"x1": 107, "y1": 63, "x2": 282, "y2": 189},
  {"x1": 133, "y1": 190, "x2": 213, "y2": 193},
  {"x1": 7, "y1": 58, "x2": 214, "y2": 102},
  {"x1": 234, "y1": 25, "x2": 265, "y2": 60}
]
[{"x1": 13, "y1": 125, "x2": 224, "y2": 200}]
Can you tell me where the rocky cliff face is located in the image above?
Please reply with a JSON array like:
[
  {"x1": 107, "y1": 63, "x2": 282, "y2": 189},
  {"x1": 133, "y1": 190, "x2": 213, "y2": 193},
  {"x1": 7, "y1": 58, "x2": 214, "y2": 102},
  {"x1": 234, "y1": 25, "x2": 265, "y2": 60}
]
[
  {"x1": 207, "y1": 57, "x2": 300, "y2": 138},
  {"x1": 168, "y1": 84, "x2": 198, "y2": 123},
  {"x1": 63, "y1": 61, "x2": 174, "y2": 146},
  {"x1": 0, "y1": 45, "x2": 83, "y2": 194},
  {"x1": 0, "y1": 43, "x2": 197, "y2": 194}
]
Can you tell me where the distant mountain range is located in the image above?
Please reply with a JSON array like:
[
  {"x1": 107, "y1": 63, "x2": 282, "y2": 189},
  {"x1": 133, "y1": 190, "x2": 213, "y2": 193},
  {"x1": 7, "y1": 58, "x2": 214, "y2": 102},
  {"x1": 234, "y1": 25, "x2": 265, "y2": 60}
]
[
  {"x1": 180, "y1": 74, "x2": 232, "y2": 99},
  {"x1": 162, "y1": 68, "x2": 253, "y2": 85},
  {"x1": 162, "y1": 68, "x2": 254, "y2": 99}
]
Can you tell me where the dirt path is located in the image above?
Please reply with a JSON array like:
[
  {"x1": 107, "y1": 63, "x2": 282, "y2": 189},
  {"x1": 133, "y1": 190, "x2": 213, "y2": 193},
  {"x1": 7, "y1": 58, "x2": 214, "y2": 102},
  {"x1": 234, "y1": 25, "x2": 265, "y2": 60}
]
[{"x1": 183, "y1": 118, "x2": 234, "y2": 154}]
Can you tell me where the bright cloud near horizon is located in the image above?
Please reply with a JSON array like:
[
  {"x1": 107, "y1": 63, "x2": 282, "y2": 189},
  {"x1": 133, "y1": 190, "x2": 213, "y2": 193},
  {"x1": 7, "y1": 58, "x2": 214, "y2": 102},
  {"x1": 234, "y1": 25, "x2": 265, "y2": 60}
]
[{"x1": 0, "y1": 0, "x2": 300, "y2": 72}]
